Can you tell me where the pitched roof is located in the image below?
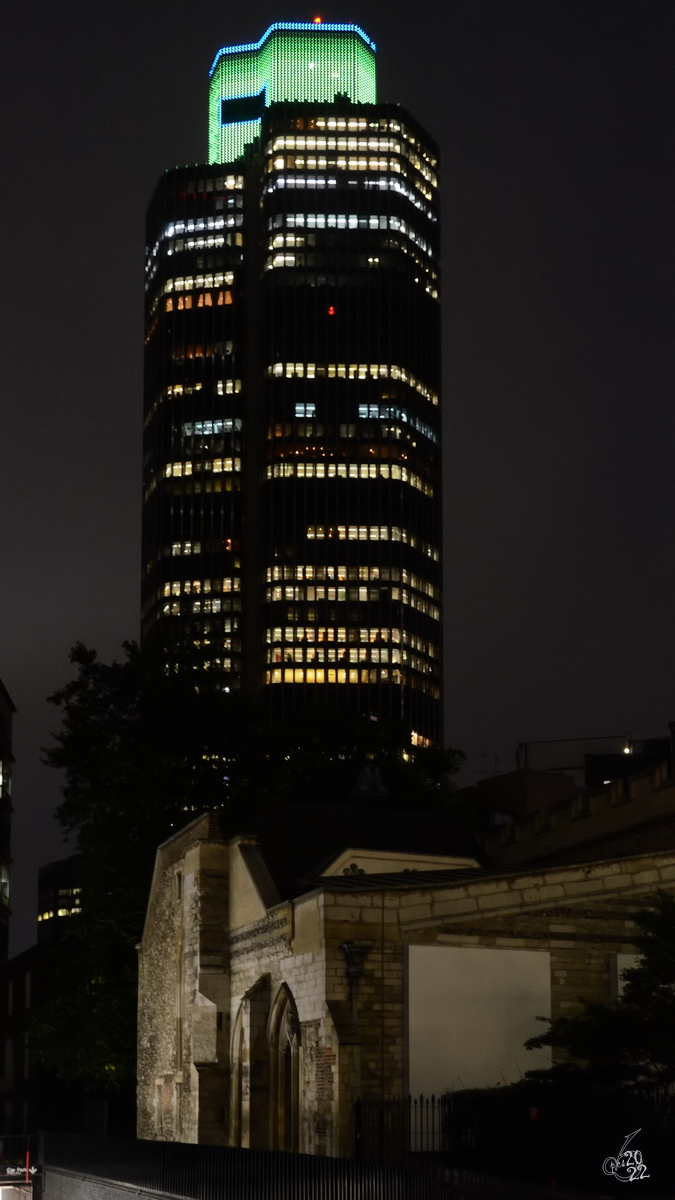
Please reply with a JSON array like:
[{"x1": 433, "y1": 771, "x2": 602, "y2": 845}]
[{"x1": 245, "y1": 801, "x2": 484, "y2": 899}]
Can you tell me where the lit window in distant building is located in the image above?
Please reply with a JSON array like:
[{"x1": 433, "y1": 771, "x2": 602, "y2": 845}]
[
  {"x1": 266, "y1": 460, "x2": 432, "y2": 496},
  {"x1": 267, "y1": 362, "x2": 438, "y2": 405}
]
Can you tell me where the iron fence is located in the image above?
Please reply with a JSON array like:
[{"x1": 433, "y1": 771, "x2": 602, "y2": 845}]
[
  {"x1": 355, "y1": 1089, "x2": 675, "y2": 1197},
  {"x1": 39, "y1": 1131, "x2": 452, "y2": 1200}
]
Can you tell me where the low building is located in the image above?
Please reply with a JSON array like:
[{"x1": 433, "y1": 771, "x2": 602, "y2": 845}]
[
  {"x1": 482, "y1": 759, "x2": 675, "y2": 868},
  {"x1": 0, "y1": 945, "x2": 39, "y2": 1134},
  {"x1": 36, "y1": 855, "x2": 82, "y2": 945},
  {"x1": 0, "y1": 855, "x2": 134, "y2": 1136},
  {"x1": 515, "y1": 730, "x2": 673, "y2": 789},
  {"x1": 137, "y1": 804, "x2": 674, "y2": 1155}
]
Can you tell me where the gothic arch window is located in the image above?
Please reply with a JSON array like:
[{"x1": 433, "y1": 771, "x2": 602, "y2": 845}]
[{"x1": 268, "y1": 984, "x2": 301, "y2": 1152}]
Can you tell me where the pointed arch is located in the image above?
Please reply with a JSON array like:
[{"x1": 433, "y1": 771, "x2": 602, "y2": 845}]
[
  {"x1": 230, "y1": 975, "x2": 271, "y2": 1148},
  {"x1": 268, "y1": 983, "x2": 301, "y2": 1151}
]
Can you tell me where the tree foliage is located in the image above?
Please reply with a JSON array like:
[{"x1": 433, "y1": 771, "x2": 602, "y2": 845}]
[
  {"x1": 35, "y1": 640, "x2": 464, "y2": 1087},
  {"x1": 525, "y1": 891, "x2": 675, "y2": 1090}
]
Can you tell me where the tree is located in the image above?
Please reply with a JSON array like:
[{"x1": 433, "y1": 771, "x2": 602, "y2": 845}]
[
  {"x1": 35, "y1": 640, "x2": 465, "y2": 1087},
  {"x1": 525, "y1": 890, "x2": 675, "y2": 1090}
]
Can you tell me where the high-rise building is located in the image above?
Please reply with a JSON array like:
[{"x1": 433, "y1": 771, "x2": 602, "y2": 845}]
[{"x1": 142, "y1": 22, "x2": 443, "y2": 743}]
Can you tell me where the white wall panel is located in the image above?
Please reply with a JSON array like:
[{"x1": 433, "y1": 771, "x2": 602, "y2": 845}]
[{"x1": 407, "y1": 945, "x2": 552, "y2": 1094}]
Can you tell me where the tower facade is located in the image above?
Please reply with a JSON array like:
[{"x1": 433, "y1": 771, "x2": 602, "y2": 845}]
[{"x1": 142, "y1": 23, "x2": 443, "y2": 743}]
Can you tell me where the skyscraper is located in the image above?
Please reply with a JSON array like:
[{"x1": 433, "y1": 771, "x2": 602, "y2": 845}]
[{"x1": 142, "y1": 22, "x2": 443, "y2": 744}]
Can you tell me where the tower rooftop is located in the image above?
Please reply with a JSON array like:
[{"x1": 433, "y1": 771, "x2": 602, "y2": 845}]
[{"x1": 209, "y1": 22, "x2": 377, "y2": 164}]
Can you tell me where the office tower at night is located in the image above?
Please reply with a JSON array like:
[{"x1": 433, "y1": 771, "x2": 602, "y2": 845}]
[{"x1": 142, "y1": 22, "x2": 443, "y2": 743}]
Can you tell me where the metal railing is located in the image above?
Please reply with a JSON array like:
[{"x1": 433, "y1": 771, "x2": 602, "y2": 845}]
[
  {"x1": 40, "y1": 1131, "x2": 452, "y2": 1199},
  {"x1": 354, "y1": 1089, "x2": 675, "y2": 1197}
]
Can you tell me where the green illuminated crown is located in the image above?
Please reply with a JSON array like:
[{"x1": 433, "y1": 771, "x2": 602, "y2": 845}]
[{"x1": 208, "y1": 22, "x2": 377, "y2": 164}]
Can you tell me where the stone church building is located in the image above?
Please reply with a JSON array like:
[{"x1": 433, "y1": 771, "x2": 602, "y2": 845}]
[{"x1": 137, "y1": 803, "x2": 675, "y2": 1155}]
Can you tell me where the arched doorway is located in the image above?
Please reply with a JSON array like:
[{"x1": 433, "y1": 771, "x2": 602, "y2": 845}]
[
  {"x1": 230, "y1": 976, "x2": 271, "y2": 1148},
  {"x1": 268, "y1": 984, "x2": 301, "y2": 1152}
]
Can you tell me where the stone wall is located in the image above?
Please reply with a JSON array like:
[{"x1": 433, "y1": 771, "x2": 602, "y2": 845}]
[
  {"x1": 138, "y1": 814, "x2": 675, "y2": 1159},
  {"x1": 137, "y1": 814, "x2": 228, "y2": 1144}
]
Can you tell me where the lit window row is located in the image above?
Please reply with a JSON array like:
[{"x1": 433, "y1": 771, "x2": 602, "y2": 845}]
[
  {"x1": 172, "y1": 541, "x2": 201, "y2": 556},
  {"x1": 306, "y1": 525, "x2": 439, "y2": 561},
  {"x1": 164, "y1": 458, "x2": 241, "y2": 477},
  {"x1": 164, "y1": 578, "x2": 240, "y2": 596},
  {"x1": 411, "y1": 731, "x2": 432, "y2": 747},
  {"x1": 267, "y1": 667, "x2": 412, "y2": 685},
  {"x1": 272, "y1": 155, "x2": 402, "y2": 175},
  {"x1": 265, "y1": 626, "x2": 438, "y2": 656},
  {"x1": 166, "y1": 231, "x2": 243, "y2": 257},
  {"x1": 163, "y1": 210, "x2": 242, "y2": 239},
  {"x1": 271, "y1": 135, "x2": 398, "y2": 151},
  {"x1": 183, "y1": 418, "x2": 242, "y2": 436},
  {"x1": 163, "y1": 272, "x2": 234, "y2": 294},
  {"x1": 267, "y1": 362, "x2": 438, "y2": 406},
  {"x1": 38, "y1": 906, "x2": 81, "y2": 921},
  {"x1": 268, "y1": 584, "x2": 377, "y2": 602},
  {"x1": 266, "y1": 626, "x2": 400, "y2": 643},
  {"x1": 173, "y1": 344, "x2": 231, "y2": 361},
  {"x1": 363, "y1": 177, "x2": 437, "y2": 220},
  {"x1": 168, "y1": 235, "x2": 224, "y2": 254},
  {"x1": 265, "y1": 174, "x2": 436, "y2": 220},
  {"x1": 268, "y1": 646, "x2": 403, "y2": 664},
  {"x1": 166, "y1": 292, "x2": 232, "y2": 310},
  {"x1": 165, "y1": 382, "x2": 204, "y2": 395},
  {"x1": 264, "y1": 583, "x2": 439, "y2": 618},
  {"x1": 146, "y1": 199, "x2": 243, "y2": 268},
  {"x1": 268, "y1": 137, "x2": 437, "y2": 187},
  {"x1": 191, "y1": 599, "x2": 227, "y2": 613},
  {"x1": 313, "y1": 117, "x2": 370, "y2": 131},
  {"x1": 147, "y1": 378, "x2": 236, "y2": 424},
  {"x1": 272, "y1": 212, "x2": 433, "y2": 258},
  {"x1": 265, "y1": 646, "x2": 437, "y2": 674},
  {"x1": 358, "y1": 405, "x2": 438, "y2": 444},
  {"x1": 163, "y1": 595, "x2": 241, "y2": 616},
  {"x1": 266, "y1": 460, "x2": 432, "y2": 496},
  {"x1": 269, "y1": 176, "x2": 337, "y2": 191},
  {"x1": 269, "y1": 162, "x2": 434, "y2": 205},
  {"x1": 312, "y1": 117, "x2": 438, "y2": 168},
  {"x1": 266, "y1": 566, "x2": 438, "y2": 596}
]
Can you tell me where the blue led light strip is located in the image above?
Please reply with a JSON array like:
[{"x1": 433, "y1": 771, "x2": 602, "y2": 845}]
[{"x1": 209, "y1": 22, "x2": 377, "y2": 76}]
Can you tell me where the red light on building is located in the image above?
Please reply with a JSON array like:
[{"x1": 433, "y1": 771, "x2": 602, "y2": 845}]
[
  {"x1": 328, "y1": 305, "x2": 335, "y2": 315},
  {"x1": 313, "y1": 15, "x2": 322, "y2": 23}
]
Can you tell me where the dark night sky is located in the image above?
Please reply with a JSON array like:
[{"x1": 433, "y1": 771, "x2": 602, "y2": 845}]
[{"x1": 1, "y1": 0, "x2": 674, "y2": 953}]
